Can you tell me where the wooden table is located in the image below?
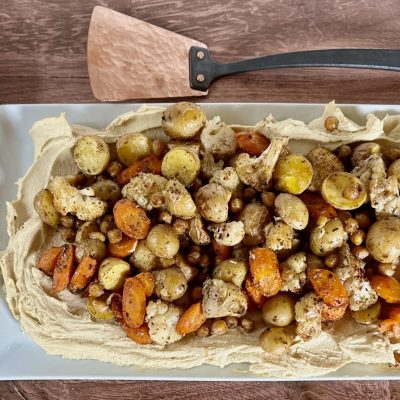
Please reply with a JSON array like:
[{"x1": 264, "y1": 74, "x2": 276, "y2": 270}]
[{"x1": 1, "y1": 0, "x2": 400, "y2": 398}]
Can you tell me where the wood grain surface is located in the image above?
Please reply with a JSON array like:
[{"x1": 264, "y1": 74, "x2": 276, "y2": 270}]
[
  {"x1": 1, "y1": 0, "x2": 400, "y2": 398},
  {"x1": 2, "y1": 0, "x2": 400, "y2": 103}
]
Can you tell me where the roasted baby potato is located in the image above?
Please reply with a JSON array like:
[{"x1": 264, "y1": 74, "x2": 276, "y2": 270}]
[
  {"x1": 130, "y1": 240, "x2": 160, "y2": 271},
  {"x1": 73, "y1": 135, "x2": 110, "y2": 175},
  {"x1": 116, "y1": 133, "x2": 152, "y2": 166},
  {"x1": 274, "y1": 154, "x2": 313, "y2": 194},
  {"x1": 163, "y1": 179, "x2": 197, "y2": 219},
  {"x1": 307, "y1": 146, "x2": 344, "y2": 191},
  {"x1": 366, "y1": 217, "x2": 400, "y2": 263},
  {"x1": 161, "y1": 147, "x2": 200, "y2": 187},
  {"x1": 264, "y1": 221, "x2": 295, "y2": 252},
  {"x1": 113, "y1": 199, "x2": 151, "y2": 239},
  {"x1": 146, "y1": 224, "x2": 180, "y2": 258},
  {"x1": 351, "y1": 301, "x2": 381, "y2": 325},
  {"x1": 310, "y1": 218, "x2": 346, "y2": 256},
  {"x1": 162, "y1": 102, "x2": 206, "y2": 139},
  {"x1": 275, "y1": 193, "x2": 309, "y2": 230},
  {"x1": 202, "y1": 278, "x2": 248, "y2": 318},
  {"x1": 212, "y1": 259, "x2": 248, "y2": 287},
  {"x1": 388, "y1": 159, "x2": 400, "y2": 181},
  {"x1": 153, "y1": 267, "x2": 188, "y2": 301},
  {"x1": 98, "y1": 257, "x2": 131, "y2": 290},
  {"x1": 321, "y1": 172, "x2": 367, "y2": 210},
  {"x1": 87, "y1": 296, "x2": 114, "y2": 321},
  {"x1": 195, "y1": 183, "x2": 231, "y2": 223},
  {"x1": 259, "y1": 327, "x2": 292, "y2": 353},
  {"x1": 91, "y1": 180, "x2": 121, "y2": 203},
  {"x1": 261, "y1": 293, "x2": 296, "y2": 327},
  {"x1": 34, "y1": 189, "x2": 61, "y2": 228},
  {"x1": 75, "y1": 238, "x2": 106, "y2": 263}
]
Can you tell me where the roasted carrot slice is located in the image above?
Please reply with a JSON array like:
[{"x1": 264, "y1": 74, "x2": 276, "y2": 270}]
[
  {"x1": 135, "y1": 272, "x2": 155, "y2": 297},
  {"x1": 308, "y1": 269, "x2": 348, "y2": 308},
  {"x1": 52, "y1": 244, "x2": 75, "y2": 293},
  {"x1": 117, "y1": 155, "x2": 162, "y2": 186},
  {"x1": 108, "y1": 236, "x2": 138, "y2": 258},
  {"x1": 370, "y1": 276, "x2": 400, "y2": 303},
  {"x1": 37, "y1": 246, "x2": 63, "y2": 276},
  {"x1": 249, "y1": 248, "x2": 281, "y2": 297},
  {"x1": 68, "y1": 256, "x2": 98, "y2": 293},
  {"x1": 244, "y1": 275, "x2": 266, "y2": 308},
  {"x1": 122, "y1": 322, "x2": 152, "y2": 345},
  {"x1": 235, "y1": 131, "x2": 270, "y2": 156},
  {"x1": 176, "y1": 302, "x2": 206, "y2": 335},
  {"x1": 113, "y1": 199, "x2": 151, "y2": 239},
  {"x1": 122, "y1": 277, "x2": 147, "y2": 328}
]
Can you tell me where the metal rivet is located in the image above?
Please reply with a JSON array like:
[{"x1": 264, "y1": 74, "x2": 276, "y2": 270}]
[
  {"x1": 196, "y1": 74, "x2": 205, "y2": 82},
  {"x1": 196, "y1": 50, "x2": 205, "y2": 60}
]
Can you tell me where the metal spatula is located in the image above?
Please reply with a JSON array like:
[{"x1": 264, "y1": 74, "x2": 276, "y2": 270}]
[{"x1": 87, "y1": 6, "x2": 400, "y2": 101}]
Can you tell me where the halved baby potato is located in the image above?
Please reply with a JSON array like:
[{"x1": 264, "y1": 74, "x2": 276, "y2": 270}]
[
  {"x1": 274, "y1": 154, "x2": 313, "y2": 195},
  {"x1": 73, "y1": 135, "x2": 110, "y2": 175},
  {"x1": 91, "y1": 180, "x2": 121, "y2": 202},
  {"x1": 162, "y1": 102, "x2": 206, "y2": 139},
  {"x1": 161, "y1": 147, "x2": 200, "y2": 187},
  {"x1": 351, "y1": 301, "x2": 381, "y2": 325},
  {"x1": 321, "y1": 172, "x2": 367, "y2": 210},
  {"x1": 75, "y1": 221, "x2": 99, "y2": 242},
  {"x1": 116, "y1": 133, "x2": 152, "y2": 166},
  {"x1": 98, "y1": 257, "x2": 131, "y2": 290},
  {"x1": 34, "y1": 189, "x2": 61, "y2": 228}
]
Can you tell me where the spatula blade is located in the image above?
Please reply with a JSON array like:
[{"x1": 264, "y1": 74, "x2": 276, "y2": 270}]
[{"x1": 87, "y1": 7, "x2": 208, "y2": 101}]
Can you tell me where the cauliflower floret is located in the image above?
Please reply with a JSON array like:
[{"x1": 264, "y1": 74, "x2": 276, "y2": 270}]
[
  {"x1": 295, "y1": 292, "x2": 323, "y2": 342},
  {"x1": 201, "y1": 152, "x2": 224, "y2": 179},
  {"x1": 145, "y1": 300, "x2": 183, "y2": 345},
  {"x1": 335, "y1": 244, "x2": 378, "y2": 311},
  {"x1": 202, "y1": 278, "x2": 248, "y2": 318},
  {"x1": 280, "y1": 252, "x2": 307, "y2": 293},
  {"x1": 209, "y1": 167, "x2": 241, "y2": 194},
  {"x1": 200, "y1": 117, "x2": 237, "y2": 160},
  {"x1": 208, "y1": 221, "x2": 245, "y2": 246},
  {"x1": 235, "y1": 137, "x2": 288, "y2": 191},
  {"x1": 48, "y1": 176, "x2": 107, "y2": 221},
  {"x1": 264, "y1": 220, "x2": 295, "y2": 251},
  {"x1": 122, "y1": 173, "x2": 167, "y2": 211},
  {"x1": 188, "y1": 214, "x2": 211, "y2": 245},
  {"x1": 352, "y1": 154, "x2": 400, "y2": 218}
]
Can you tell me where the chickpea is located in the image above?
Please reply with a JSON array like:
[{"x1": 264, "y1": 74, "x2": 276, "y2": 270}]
[
  {"x1": 243, "y1": 187, "x2": 257, "y2": 201},
  {"x1": 107, "y1": 161, "x2": 124, "y2": 178},
  {"x1": 87, "y1": 282, "x2": 105, "y2": 298},
  {"x1": 324, "y1": 253, "x2": 340, "y2": 268},
  {"x1": 191, "y1": 286, "x2": 203, "y2": 301},
  {"x1": 107, "y1": 228, "x2": 123, "y2": 244},
  {"x1": 196, "y1": 325, "x2": 210, "y2": 337},
  {"x1": 152, "y1": 139, "x2": 167, "y2": 157},
  {"x1": 261, "y1": 191, "x2": 276, "y2": 207},
  {"x1": 337, "y1": 144, "x2": 352, "y2": 161},
  {"x1": 211, "y1": 319, "x2": 228, "y2": 336},
  {"x1": 199, "y1": 254, "x2": 211, "y2": 268},
  {"x1": 343, "y1": 217, "x2": 359, "y2": 234},
  {"x1": 159, "y1": 210, "x2": 172, "y2": 224},
  {"x1": 59, "y1": 227, "x2": 76, "y2": 243},
  {"x1": 355, "y1": 212, "x2": 372, "y2": 229},
  {"x1": 149, "y1": 192, "x2": 165, "y2": 208},
  {"x1": 173, "y1": 218, "x2": 189, "y2": 235},
  {"x1": 60, "y1": 215, "x2": 76, "y2": 229},
  {"x1": 187, "y1": 245, "x2": 201, "y2": 265},
  {"x1": 352, "y1": 246, "x2": 369, "y2": 260},
  {"x1": 159, "y1": 257, "x2": 176, "y2": 268},
  {"x1": 350, "y1": 230, "x2": 366, "y2": 246},
  {"x1": 229, "y1": 198, "x2": 244, "y2": 214},
  {"x1": 88, "y1": 231, "x2": 106, "y2": 242},
  {"x1": 324, "y1": 116, "x2": 339, "y2": 132},
  {"x1": 100, "y1": 215, "x2": 115, "y2": 234},
  {"x1": 225, "y1": 316, "x2": 239, "y2": 329},
  {"x1": 240, "y1": 318, "x2": 255, "y2": 333},
  {"x1": 342, "y1": 183, "x2": 363, "y2": 201}
]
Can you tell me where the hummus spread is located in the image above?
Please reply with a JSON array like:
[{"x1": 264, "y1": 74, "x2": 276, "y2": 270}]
[{"x1": 1, "y1": 102, "x2": 400, "y2": 378}]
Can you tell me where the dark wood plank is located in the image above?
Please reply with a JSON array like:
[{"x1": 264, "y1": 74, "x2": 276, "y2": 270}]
[
  {"x1": 2, "y1": 0, "x2": 400, "y2": 103},
  {"x1": 1, "y1": 0, "x2": 400, "y2": 397},
  {"x1": 0, "y1": 380, "x2": 393, "y2": 400}
]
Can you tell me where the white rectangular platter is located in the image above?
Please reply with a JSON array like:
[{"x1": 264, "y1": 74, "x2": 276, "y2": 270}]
[{"x1": 1, "y1": 102, "x2": 400, "y2": 380}]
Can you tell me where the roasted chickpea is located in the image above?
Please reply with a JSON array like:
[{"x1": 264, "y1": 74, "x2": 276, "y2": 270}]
[
  {"x1": 324, "y1": 116, "x2": 339, "y2": 132},
  {"x1": 211, "y1": 319, "x2": 228, "y2": 336}
]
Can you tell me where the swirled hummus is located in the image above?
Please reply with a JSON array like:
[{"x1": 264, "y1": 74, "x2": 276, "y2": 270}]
[{"x1": 1, "y1": 102, "x2": 400, "y2": 378}]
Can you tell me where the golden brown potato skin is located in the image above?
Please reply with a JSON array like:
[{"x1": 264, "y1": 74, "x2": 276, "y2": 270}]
[
  {"x1": 366, "y1": 217, "x2": 400, "y2": 263},
  {"x1": 34, "y1": 189, "x2": 61, "y2": 228}
]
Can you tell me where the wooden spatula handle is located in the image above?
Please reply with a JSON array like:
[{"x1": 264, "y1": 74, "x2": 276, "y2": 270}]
[{"x1": 189, "y1": 47, "x2": 400, "y2": 91}]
